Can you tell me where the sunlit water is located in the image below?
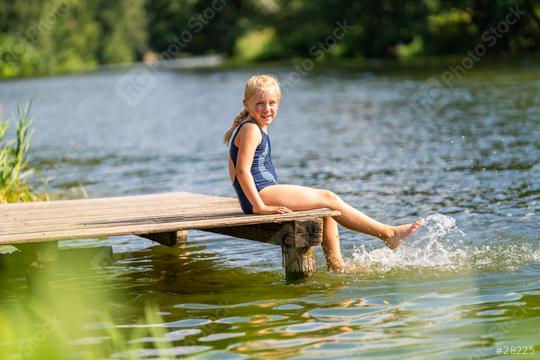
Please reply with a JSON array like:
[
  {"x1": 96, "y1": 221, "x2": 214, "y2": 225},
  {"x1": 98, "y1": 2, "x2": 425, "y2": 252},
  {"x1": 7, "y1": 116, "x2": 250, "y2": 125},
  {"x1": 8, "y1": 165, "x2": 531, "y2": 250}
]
[{"x1": 0, "y1": 65, "x2": 539, "y2": 359}]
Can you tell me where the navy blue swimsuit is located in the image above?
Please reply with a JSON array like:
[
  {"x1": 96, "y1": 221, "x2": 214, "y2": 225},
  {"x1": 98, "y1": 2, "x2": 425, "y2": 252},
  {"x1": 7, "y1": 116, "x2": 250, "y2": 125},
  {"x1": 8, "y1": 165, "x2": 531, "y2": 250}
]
[{"x1": 229, "y1": 119, "x2": 278, "y2": 214}]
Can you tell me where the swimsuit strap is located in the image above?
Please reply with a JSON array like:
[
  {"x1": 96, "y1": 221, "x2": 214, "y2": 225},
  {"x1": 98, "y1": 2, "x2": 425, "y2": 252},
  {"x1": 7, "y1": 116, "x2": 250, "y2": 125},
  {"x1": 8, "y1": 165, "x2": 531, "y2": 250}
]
[
  {"x1": 231, "y1": 119, "x2": 265, "y2": 145},
  {"x1": 231, "y1": 119, "x2": 252, "y2": 144}
]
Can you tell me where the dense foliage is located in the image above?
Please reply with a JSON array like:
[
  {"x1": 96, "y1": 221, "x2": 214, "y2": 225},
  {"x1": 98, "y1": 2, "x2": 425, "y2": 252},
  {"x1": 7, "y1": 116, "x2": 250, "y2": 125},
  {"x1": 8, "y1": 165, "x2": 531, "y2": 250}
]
[{"x1": 1, "y1": 0, "x2": 539, "y2": 77}]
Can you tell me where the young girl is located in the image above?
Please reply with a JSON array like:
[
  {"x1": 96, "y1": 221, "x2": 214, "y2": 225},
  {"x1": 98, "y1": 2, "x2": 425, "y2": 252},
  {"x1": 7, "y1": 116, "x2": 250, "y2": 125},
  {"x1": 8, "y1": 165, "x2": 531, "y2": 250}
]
[{"x1": 225, "y1": 74, "x2": 422, "y2": 271}]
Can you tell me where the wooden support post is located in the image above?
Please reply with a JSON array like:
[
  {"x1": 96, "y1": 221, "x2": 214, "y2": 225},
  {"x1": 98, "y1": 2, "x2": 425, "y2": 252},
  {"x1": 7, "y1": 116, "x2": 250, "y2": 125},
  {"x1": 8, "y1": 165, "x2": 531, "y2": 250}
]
[
  {"x1": 281, "y1": 219, "x2": 323, "y2": 280},
  {"x1": 139, "y1": 231, "x2": 188, "y2": 247},
  {"x1": 59, "y1": 246, "x2": 114, "y2": 268},
  {"x1": 15, "y1": 242, "x2": 58, "y2": 295},
  {"x1": 16, "y1": 242, "x2": 59, "y2": 268},
  {"x1": 176, "y1": 230, "x2": 188, "y2": 242},
  {"x1": 206, "y1": 218, "x2": 324, "y2": 279}
]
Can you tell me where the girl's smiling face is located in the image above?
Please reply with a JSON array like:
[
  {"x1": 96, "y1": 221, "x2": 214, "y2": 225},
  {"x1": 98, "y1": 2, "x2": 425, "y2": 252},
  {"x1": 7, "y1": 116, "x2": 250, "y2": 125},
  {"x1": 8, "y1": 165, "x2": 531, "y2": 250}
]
[{"x1": 243, "y1": 87, "x2": 280, "y2": 130}]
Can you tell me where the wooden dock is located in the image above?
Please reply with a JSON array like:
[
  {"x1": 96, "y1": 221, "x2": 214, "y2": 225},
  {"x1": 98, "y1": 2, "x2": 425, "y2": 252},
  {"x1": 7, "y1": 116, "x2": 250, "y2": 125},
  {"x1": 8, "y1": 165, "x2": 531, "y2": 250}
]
[{"x1": 0, "y1": 192, "x2": 339, "y2": 278}]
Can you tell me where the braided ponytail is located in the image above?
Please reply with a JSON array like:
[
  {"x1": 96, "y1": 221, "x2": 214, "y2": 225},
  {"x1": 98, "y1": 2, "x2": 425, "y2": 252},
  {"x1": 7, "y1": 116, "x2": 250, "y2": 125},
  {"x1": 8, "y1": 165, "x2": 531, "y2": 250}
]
[{"x1": 223, "y1": 109, "x2": 249, "y2": 144}]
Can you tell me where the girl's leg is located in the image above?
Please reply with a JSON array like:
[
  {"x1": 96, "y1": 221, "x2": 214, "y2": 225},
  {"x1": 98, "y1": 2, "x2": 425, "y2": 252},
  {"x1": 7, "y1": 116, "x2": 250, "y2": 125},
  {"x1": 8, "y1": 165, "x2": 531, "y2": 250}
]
[
  {"x1": 322, "y1": 216, "x2": 345, "y2": 271},
  {"x1": 259, "y1": 184, "x2": 421, "y2": 249}
]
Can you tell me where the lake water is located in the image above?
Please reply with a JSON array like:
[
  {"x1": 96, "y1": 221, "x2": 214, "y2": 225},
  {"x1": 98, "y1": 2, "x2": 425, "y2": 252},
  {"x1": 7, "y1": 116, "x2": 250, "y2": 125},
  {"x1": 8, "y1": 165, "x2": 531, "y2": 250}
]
[{"x1": 0, "y1": 64, "x2": 539, "y2": 359}]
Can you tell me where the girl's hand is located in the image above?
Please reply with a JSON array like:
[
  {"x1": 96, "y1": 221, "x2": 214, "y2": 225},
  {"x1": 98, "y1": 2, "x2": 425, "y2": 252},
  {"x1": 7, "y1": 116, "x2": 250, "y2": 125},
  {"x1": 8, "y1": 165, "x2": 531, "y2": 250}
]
[{"x1": 253, "y1": 205, "x2": 292, "y2": 215}]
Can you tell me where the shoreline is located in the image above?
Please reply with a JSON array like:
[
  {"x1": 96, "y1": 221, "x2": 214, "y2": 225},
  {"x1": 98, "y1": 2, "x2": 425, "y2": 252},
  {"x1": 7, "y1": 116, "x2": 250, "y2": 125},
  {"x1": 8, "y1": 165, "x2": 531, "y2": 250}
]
[{"x1": 1, "y1": 51, "x2": 540, "y2": 82}]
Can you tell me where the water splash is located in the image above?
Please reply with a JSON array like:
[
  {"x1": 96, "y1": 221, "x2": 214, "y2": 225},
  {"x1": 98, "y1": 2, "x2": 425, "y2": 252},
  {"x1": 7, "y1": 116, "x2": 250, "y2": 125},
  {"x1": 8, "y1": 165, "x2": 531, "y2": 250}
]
[{"x1": 349, "y1": 214, "x2": 540, "y2": 275}]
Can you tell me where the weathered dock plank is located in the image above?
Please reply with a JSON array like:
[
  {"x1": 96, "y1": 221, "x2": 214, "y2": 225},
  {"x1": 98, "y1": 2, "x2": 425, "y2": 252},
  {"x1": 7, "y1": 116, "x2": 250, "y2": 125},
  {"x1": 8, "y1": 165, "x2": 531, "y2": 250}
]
[{"x1": 0, "y1": 192, "x2": 340, "y2": 278}]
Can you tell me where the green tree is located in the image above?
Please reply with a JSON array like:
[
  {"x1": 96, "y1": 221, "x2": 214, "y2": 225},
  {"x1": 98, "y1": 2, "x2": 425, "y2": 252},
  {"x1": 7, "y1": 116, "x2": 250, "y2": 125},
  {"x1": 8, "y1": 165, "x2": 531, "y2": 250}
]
[
  {"x1": 1, "y1": 0, "x2": 540, "y2": 78},
  {"x1": 98, "y1": 0, "x2": 148, "y2": 64}
]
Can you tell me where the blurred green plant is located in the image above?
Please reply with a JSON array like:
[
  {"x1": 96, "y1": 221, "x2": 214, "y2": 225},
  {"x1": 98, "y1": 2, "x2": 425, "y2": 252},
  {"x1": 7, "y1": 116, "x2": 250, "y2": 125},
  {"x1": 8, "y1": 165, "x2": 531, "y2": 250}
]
[
  {"x1": 0, "y1": 297, "x2": 67, "y2": 359},
  {"x1": 396, "y1": 36, "x2": 425, "y2": 59},
  {"x1": 0, "y1": 34, "x2": 44, "y2": 78},
  {"x1": 234, "y1": 27, "x2": 284, "y2": 62},
  {"x1": 0, "y1": 292, "x2": 176, "y2": 359},
  {"x1": 101, "y1": 304, "x2": 176, "y2": 359},
  {"x1": 0, "y1": 102, "x2": 48, "y2": 203}
]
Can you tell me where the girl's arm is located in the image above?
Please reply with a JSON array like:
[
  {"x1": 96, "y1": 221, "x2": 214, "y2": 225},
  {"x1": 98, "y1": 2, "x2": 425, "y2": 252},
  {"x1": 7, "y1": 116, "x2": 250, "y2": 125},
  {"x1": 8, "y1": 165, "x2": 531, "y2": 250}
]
[{"x1": 235, "y1": 124, "x2": 291, "y2": 214}]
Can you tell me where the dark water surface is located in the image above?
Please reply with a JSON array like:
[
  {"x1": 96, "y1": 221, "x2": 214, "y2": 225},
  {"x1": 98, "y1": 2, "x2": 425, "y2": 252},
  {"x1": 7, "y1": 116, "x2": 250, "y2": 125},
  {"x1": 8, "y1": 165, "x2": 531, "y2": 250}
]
[{"x1": 0, "y1": 66, "x2": 539, "y2": 359}]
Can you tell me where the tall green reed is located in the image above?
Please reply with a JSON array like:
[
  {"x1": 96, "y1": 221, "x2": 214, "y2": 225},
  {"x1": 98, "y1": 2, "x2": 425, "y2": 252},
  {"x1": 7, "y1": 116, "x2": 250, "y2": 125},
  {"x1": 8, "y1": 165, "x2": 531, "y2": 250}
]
[{"x1": 0, "y1": 102, "x2": 48, "y2": 203}]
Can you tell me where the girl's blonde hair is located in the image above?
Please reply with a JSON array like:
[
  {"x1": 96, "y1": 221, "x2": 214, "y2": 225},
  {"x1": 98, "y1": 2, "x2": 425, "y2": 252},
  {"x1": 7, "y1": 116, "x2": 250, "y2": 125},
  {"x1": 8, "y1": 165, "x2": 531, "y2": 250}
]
[{"x1": 223, "y1": 74, "x2": 281, "y2": 144}]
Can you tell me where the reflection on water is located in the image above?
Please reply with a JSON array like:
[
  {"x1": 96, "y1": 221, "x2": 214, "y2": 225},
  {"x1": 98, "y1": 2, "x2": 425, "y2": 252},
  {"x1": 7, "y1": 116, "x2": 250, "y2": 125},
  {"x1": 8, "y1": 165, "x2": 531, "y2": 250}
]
[{"x1": 0, "y1": 65, "x2": 539, "y2": 358}]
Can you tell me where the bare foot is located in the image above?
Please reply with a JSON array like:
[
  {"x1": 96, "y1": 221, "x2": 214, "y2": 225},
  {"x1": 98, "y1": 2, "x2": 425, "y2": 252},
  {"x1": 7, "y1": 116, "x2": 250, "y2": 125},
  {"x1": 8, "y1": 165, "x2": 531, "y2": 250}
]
[
  {"x1": 328, "y1": 261, "x2": 369, "y2": 273},
  {"x1": 384, "y1": 220, "x2": 423, "y2": 250},
  {"x1": 342, "y1": 262, "x2": 368, "y2": 273},
  {"x1": 327, "y1": 260, "x2": 347, "y2": 273}
]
